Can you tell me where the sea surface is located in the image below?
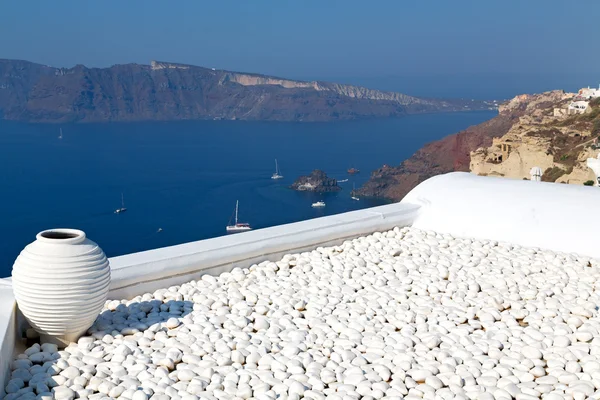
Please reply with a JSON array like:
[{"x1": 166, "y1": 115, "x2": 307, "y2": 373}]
[{"x1": 0, "y1": 111, "x2": 496, "y2": 277}]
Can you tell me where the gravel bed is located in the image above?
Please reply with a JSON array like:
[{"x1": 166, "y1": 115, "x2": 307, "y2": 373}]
[{"x1": 5, "y1": 227, "x2": 600, "y2": 400}]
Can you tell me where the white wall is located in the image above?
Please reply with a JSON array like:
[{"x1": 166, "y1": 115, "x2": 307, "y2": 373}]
[
  {"x1": 402, "y1": 172, "x2": 600, "y2": 258},
  {"x1": 0, "y1": 283, "x2": 17, "y2": 398},
  {"x1": 108, "y1": 202, "x2": 420, "y2": 299}
]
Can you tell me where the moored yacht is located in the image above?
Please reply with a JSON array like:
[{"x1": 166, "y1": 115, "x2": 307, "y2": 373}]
[
  {"x1": 226, "y1": 200, "x2": 252, "y2": 233},
  {"x1": 271, "y1": 159, "x2": 283, "y2": 180},
  {"x1": 114, "y1": 193, "x2": 127, "y2": 214}
]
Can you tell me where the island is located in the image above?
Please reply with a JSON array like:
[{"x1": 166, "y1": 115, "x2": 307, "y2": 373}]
[
  {"x1": 291, "y1": 170, "x2": 341, "y2": 192},
  {"x1": 0, "y1": 59, "x2": 497, "y2": 123}
]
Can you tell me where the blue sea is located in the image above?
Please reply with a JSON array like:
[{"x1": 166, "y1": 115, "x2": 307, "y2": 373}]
[{"x1": 0, "y1": 111, "x2": 496, "y2": 277}]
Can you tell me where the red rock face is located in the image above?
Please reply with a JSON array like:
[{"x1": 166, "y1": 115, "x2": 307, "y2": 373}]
[{"x1": 357, "y1": 107, "x2": 522, "y2": 201}]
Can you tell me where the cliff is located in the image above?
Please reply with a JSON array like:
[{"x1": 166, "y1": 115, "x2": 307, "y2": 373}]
[
  {"x1": 357, "y1": 92, "x2": 569, "y2": 200},
  {"x1": 470, "y1": 93, "x2": 600, "y2": 184},
  {"x1": 359, "y1": 90, "x2": 600, "y2": 201},
  {"x1": 0, "y1": 59, "x2": 496, "y2": 123},
  {"x1": 291, "y1": 170, "x2": 341, "y2": 192}
]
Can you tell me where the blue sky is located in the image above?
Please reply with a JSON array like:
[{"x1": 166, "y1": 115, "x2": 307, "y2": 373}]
[{"x1": 1, "y1": 1, "x2": 599, "y2": 98}]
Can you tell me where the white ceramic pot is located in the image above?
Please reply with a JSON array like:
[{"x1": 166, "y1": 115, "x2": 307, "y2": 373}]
[{"x1": 11, "y1": 229, "x2": 110, "y2": 346}]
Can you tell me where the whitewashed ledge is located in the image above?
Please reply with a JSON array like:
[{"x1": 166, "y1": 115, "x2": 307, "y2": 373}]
[
  {"x1": 3, "y1": 171, "x2": 600, "y2": 396},
  {"x1": 0, "y1": 280, "x2": 19, "y2": 399},
  {"x1": 107, "y1": 202, "x2": 420, "y2": 300},
  {"x1": 402, "y1": 172, "x2": 600, "y2": 259}
]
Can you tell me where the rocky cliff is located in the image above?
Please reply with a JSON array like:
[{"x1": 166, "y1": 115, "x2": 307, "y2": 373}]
[
  {"x1": 470, "y1": 92, "x2": 600, "y2": 184},
  {"x1": 358, "y1": 92, "x2": 569, "y2": 200},
  {"x1": 359, "y1": 90, "x2": 600, "y2": 201},
  {"x1": 291, "y1": 170, "x2": 341, "y2": 192},
  {"x1": 0, "y1": 59, "x2": 496, "y2": 123}
]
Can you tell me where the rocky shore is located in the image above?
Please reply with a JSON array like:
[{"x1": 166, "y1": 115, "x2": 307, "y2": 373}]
[
  {"x1": 6, "y1": 227, "x2": 600, "y2": 399},
  {"x1": 290, "y1": 170, "x2": 341, "y2": 193}
]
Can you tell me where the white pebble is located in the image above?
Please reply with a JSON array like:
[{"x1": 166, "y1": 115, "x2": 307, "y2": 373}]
[
  {"x1": 166, "y1": 318, "x2": 180, "y2": 329},
  {"x1": 7, "y1": 227, "x2": 600, "y2": 400}
]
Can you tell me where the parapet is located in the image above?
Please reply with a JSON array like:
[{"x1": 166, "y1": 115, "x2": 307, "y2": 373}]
[{"x1": 402, "y1": 172, "x2": 600, "y2": 258}]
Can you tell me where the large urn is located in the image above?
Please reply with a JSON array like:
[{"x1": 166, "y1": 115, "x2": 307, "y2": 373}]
[{"x1": 12, "y1": 229, "x2": 110, "y2": 346}]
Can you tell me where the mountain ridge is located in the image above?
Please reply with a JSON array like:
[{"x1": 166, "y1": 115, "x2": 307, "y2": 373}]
[{"x1": 0, "y1": 59, "x2": 496, "y2": 123}]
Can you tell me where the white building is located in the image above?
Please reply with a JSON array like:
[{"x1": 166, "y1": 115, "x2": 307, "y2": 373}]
[
  {"x1": 577, "y1": 85, "x2": 600, "y2": 100},
  {"x1": 568, "y1": 100, "x2": 589, "y2": 114}
]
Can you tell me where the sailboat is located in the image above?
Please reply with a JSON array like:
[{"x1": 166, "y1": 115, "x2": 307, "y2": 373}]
[
  {"x1": 271, "y1": 159, "x2": 283, "y2": 180},
  {"x1": 58, "y1": 128, "x2": 63, "y2": 140},
  {"x1": 226, "y1": 200, "x2": 252, "y2": 233},
  {"x1": 351, "y1": 183, "x2": 360, "y2": 201},
  {"x1": 114, "y1": 193, "x2": 127, "y2": 214}
]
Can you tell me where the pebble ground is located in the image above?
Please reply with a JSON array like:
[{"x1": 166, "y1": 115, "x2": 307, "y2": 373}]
[{"x1": 5, "y1": 227, "x2": 600, "y2": 400}]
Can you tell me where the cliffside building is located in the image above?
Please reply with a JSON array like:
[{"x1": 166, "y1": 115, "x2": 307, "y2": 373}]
[
  {"x1": 490, "y1": 138, "x2": 512, "y2": 163},
  {"x1": 576, "y1": 85, "x2": 600, "y2": 100},
  {"x1": 568, "y1": 100, "x2": 590, "y2": 114}
]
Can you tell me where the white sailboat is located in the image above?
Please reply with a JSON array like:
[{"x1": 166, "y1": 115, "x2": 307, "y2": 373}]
[
  {"x1": 226, "y1": 200, "x2": 252, "y2": 233},
  {"x1": 114, "y1": 193, "x2": 127, "y2": 214},
  {"x1": 312, "y1": 201, "x2": 326, "y2": 208},
  {"x1": 271, "y1": 159, "x2": 283, "y2": 180},
  {"x1": 58, "y1": 128, "x2": 63, "y2": 140},
  {"x1": 351, "y1": 183, "x2": 360, "y2": 201}
]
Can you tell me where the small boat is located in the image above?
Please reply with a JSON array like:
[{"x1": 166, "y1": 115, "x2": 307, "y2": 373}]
[
  {"x1": 114, "y1": 193, "x2": 127, "y2": 214},
  {"x1": 347, "y1": 167, "x2": 360, "y2": 175},
  {"x1": 338, "y1": 179, "x2": 348, "y2": 183},
  {"x1": 58, "y1": 128, "x2": 63, "y2": 140},
  {"x1": 157, "y1": 228, "x2": 163, "y2": 233},
  {"x1": 226, "y1": 200, "x2": 252, "y2": 233},
  {"x1": 351, "y1": 183, "x2": 360, "y2": 201},
  {"x1": 271, "y1": 159, "x2": 283, "y2": 180},
  {"x1": 312, "y1": 201, "x2": 326, "y2": 208}
]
